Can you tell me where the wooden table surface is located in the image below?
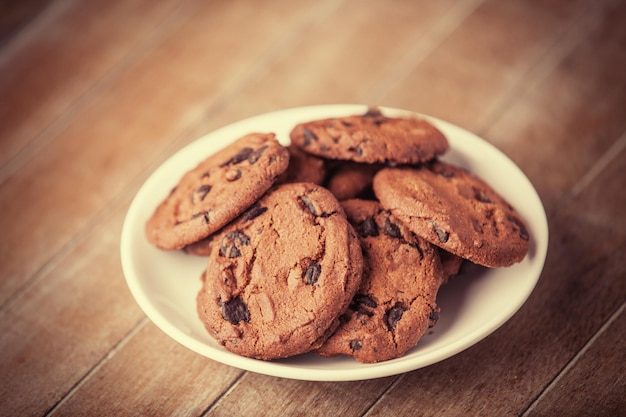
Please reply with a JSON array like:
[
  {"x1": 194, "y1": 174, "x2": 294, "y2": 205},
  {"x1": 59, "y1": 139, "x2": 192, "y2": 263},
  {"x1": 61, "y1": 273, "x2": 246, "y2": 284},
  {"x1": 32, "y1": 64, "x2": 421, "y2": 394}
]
[{"x1": 1, "y1": 0, "x2": 625, "y2": 416}]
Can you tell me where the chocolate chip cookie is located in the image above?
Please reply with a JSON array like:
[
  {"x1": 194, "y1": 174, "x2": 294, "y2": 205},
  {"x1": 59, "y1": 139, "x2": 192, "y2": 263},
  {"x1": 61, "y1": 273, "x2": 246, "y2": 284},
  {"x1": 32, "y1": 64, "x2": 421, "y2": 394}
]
[
  {"x1": 317, "y1": 199, "x2": 445, "y2": 363},
  {"x1": 145, "y1": 133, "x2": 289, "y2": 250},
  {"x1": 196, "y1": 182, "x2": 363, "y2": 360},
  {"x1": 373, "y1": 161, "x2": 530, "y2": 268},
  {"x1": 289, "y1": 108, "x2": 449, "y2": 164}
]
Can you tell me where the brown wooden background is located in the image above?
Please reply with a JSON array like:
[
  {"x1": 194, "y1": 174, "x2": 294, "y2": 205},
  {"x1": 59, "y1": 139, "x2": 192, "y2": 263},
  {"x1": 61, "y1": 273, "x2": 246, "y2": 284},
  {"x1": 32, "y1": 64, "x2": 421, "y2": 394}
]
[{"x1": 1, "y1": 0, "x2": 624, "y2": 416}]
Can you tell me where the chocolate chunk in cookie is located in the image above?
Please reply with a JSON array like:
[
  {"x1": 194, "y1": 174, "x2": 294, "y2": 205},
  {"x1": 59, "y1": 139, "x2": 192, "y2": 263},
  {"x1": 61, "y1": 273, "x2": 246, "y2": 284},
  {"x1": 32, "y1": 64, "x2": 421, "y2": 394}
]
[
  {"x1": 196, "y1": 183, "x2": 363, "y2": 360},
  {"x1": 317, "y1": 199, "x2": 445, "y2": 363},
  {"x1": 289, "y1": 108, "x2": 448, "y2": 164},
  {"x1": 373, "y1": 161, "x2": 530, "y2": 268},
  {"x1": 145, "y1": 133, "x2": 289, "y2": 250}
]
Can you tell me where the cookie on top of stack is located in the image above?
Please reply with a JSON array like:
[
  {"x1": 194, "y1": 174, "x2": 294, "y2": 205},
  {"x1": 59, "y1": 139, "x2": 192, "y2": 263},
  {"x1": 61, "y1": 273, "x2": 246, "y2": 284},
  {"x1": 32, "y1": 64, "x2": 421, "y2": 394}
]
[{"x1": 144, "y1": 107, "x2": 530, "y2": 363}]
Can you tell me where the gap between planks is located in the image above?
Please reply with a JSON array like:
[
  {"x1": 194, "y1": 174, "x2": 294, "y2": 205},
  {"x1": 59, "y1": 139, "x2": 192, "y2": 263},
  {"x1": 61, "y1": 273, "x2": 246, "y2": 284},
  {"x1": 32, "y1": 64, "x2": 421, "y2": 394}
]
[
  {"x1": 519, "y1": 298, "x2": 626, "y2": 417},
  {"x1": 0, "y1": 0, "x2": 191, "y2": 186},
  {"x1": 43, "y1": 316, "x2": 149, "y2": 416},
  {"x1": 560, "y1": 129, "x2": 626, "y2": 206},
  {"x1": 473, "y1": 0, "x2": 616, "y2": 136},
  {"x1": 359, "y1": 0, "x2": 485, "y2": 105}
]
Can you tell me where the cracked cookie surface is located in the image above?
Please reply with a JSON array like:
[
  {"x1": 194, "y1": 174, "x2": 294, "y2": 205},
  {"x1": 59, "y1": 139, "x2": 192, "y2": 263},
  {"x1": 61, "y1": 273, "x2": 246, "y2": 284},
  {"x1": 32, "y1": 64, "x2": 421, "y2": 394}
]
[
  {"x1": 196, "y1": 182, "x2": 363, "y2": 360},
  {"x1": 145, "y1": 133, "x2": 289, "y2": 250},
  {"x1": 289, "y1": 108, "x2": 448, "y2": 164},
  {"x1": 317, "y1": 199, "x2": 445, "y2": 363},
  {"x1": 373, "y1": 161, "x2": 530, "y2": 268}
]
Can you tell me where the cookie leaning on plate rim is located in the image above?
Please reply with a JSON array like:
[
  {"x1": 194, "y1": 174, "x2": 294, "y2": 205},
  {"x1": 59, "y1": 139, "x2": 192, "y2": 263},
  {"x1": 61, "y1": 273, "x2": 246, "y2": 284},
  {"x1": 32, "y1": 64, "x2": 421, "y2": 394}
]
[
  {"x1": 145, "y1": 132, "x2": 289, "y2": 250},
  {"x1": 120, "y1": 104, "x2": 548, "y2": 381}
]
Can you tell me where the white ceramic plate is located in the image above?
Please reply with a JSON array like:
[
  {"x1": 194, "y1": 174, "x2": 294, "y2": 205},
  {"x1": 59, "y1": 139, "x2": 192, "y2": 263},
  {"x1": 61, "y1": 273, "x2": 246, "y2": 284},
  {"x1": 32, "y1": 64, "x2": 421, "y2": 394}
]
[{"x1": 120, "y1": 105, "x2": 548, "y2": 381}]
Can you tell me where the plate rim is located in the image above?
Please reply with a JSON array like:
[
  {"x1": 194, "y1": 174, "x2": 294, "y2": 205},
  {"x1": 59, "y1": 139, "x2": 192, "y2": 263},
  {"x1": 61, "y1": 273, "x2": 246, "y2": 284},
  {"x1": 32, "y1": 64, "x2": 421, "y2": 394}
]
[{"x1": 120, "y1": 104, "x2": 549, "y2": 381}]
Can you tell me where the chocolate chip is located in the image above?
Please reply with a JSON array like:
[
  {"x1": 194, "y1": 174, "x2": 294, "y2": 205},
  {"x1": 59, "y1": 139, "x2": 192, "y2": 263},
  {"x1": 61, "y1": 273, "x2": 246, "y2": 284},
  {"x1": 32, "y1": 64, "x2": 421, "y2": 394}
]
[
  {"x1": 429, "y1": 309, "x2": 439, "y2": 323},
  {"x1": 508, "y1": 215, "x2": 529, "y2": 241},
  {"x1": 219, "y1": 231, "x2": 250, "y2": 258},
  {"x1": 385, "y1": 303, "x2": 408, "y2": 331},
  {"x1": 351, "y1": 294, "x2": 378, "y2": 310},
  {"x1": 242, "y1": 203, "x2": 267, "y2": 222},
  {"x1": 356, "y1": 216, "x2": 379, "y2": 238},
  {"x1": 225, "y1": 168, "x2": 242, "y2": 181},
  {"x1": 191, "y1": 211, "x2": 210, "y2": 224},
  {"x1": 299, "y1": 195, "x2": 320, "y2": 217},
  {"x1": 430, "y1": 221, "x2": 449, "y2": 243},
  {"x1": 471, "y1": 217, "x2": 483, "y2": 233},
  {"x1": 220, "y1": 147, "x2": 254, "y2": 167},
  {"x1": 433, "y1": 166, "x2": 455, "y2": 178},
  {"x1": 350, "y1": 340, "x2": 362, "y2": 351},
  {"x1": 192, "y1": 184, "x2": 212, "y2": 203},
  {"x1": 473, "y1": 186, "x2": 492, "y2": 203},
  {"x1": 372, "y1": 118, "x2": 386, "y2": 126},
  {"x1": 303, "y1": 128, "x2": 318, "y2": 146},
  {"x1": 221, "y1": 297, "x2": 250, "y2": 325},
  {"x1": 350, "y1": 294, "x2": 376, "y2": 318},
  {"x1": 247, "y1": 145, "x2": 268, "y2": 164},
  {"x1": 303, "y1": 263, "x2": 321, "y2": 285},
  {"x1": 348, "y1": 145, "x2": 363, "y2": 156},
  {"x1": 408, "y1": 241, "x2": 424, "y2": 258},
  {"x1": 383, "y1": 218, "x2": 402, "y2": 238}
]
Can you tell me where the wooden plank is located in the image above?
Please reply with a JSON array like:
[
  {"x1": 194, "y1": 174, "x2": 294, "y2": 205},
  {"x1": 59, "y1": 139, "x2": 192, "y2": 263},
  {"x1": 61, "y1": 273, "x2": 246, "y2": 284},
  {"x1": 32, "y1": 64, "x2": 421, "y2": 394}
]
[
  {"x1": 0, "y1": 0, "x2": 50, "y2": 47},
  {"x1": 0, "y1": 0, "x2": 184, "y2": 172},
  {"x1": 0, "y1": 0, "x2": 326, "y2": 307},
  {"x1": 48, "y1": 322, "x2": 244, "y2": 417},
  {"x1": 378, "y1": 0, "x2": 598, "y2": 130},
  {"x1": 231, "y1": 0, "x2": 467, "y2": 110},
  {"x1": 523, "y1": 303, "x2": 626, "y2": 417},
  {"x1": 484, "y1": 0, "x2": 626, "y2": 211},
  {"x1": 204, "y1": 373, "x2": 396, "y2": 417},
  {"x1": 0, "y1": 201, "x2": 145, "y2": 416}
]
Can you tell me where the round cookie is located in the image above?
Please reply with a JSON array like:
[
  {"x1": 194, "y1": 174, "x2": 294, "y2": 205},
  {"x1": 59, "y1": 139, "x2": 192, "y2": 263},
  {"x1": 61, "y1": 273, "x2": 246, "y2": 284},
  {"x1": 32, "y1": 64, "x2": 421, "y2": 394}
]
[
  {"x1": 372, "y1": 161, "x2": 530, "y2": 268},
  {"x1": 317, "y1": 199, "x2": 445, "y2": 363},
  {"x1": 289, "y1": 108, "x2": 449, "y2": 164},
  {"x1": 196, "y1": 182, "x2": 363, "y2": 360},
  {"x1": 145, "y1": 133, "x2": 289, "y2": 250}
]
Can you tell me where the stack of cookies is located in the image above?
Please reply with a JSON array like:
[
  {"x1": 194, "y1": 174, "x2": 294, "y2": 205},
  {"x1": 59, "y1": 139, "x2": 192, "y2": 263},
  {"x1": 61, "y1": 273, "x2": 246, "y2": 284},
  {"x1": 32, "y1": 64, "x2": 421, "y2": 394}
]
[{"x1": 145, "y1": 108, "x2": 530, "y2": 363}]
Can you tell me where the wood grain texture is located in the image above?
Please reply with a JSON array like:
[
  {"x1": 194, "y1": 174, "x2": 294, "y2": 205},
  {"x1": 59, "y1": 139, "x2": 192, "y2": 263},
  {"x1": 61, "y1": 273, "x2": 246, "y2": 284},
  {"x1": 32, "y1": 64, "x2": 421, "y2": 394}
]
[
  {"x1": 48, "y1": 322, "x2": 244, "y2": 417},
  {"x1": 0, "y1": 0, "x2": 624, "y2": 415},
  {"x1": 205, "y1": 374, "x2": 396, "y2": 417},
  {"x1": 524, "y1": 303, "x2": 626, "y2": 417},
  {"x1": 0, "y1": 0, "x2": 185, "y2": 173}
]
